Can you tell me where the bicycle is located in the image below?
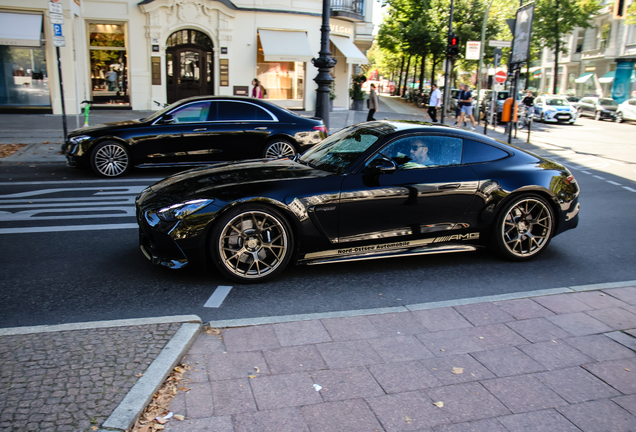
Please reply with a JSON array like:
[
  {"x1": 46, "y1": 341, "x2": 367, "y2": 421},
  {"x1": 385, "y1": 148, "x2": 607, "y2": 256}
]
[{"x1": 516, "y1": 105, "x2": 533, "y2": 130}]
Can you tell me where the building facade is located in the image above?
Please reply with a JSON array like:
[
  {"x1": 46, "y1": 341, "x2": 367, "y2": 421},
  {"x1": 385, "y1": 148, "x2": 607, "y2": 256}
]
[
  {"x1": 537, "y1": 0, "x2": 636, "y2": 102},
  {"x1": 0, "y1": 0, "x2": 373, "y2": 115}
]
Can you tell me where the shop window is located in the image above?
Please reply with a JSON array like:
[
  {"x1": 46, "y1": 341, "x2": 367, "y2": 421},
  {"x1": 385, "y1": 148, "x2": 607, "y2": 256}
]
[
  {"x1": 256, "y1": 36, "x2": 305, "y2": 104},
  {"x1": 88, "y1": 23, "x2": 129, "y2": 106},
  {"x1": 0, "y1": 45, "x2": 50, "y2": 108}
]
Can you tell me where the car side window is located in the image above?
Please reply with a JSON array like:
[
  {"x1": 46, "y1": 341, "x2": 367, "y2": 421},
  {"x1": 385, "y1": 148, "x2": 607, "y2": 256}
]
[
  {"x1": 630, "y1": 100, "x2": 636, "y2": 106},
  {"x1": 462, "y1": 140, "x2": 509, "y2": 164},
  {"x1": 171, "y1": 101, "x2": 211, "y2": 123},
  {"x1": 216, "y1": 101, "x2": 275, "y2": 121},
  {"x1": 376, "y1": 136, "x2": 463, "y2": 170}
]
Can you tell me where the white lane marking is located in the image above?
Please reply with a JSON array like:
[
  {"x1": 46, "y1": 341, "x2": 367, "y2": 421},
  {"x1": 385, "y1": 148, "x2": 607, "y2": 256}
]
[
  {"x1": 624, "y1": 187, "x2": 636, "y2": 192},
  {"x1": 204, "y1": 286, "x2": 233, "y2": 308},
  {"x1": 0, "y1": 199, "x2": 134, "y2": 209},
  {"x1": 0, "y1": 223, "x2": 138, "y2": 234},
  {"x1": 0, "y1": 186, "x2": 146, "y2": 198},
  {"x1": 0, "y1": 206, "x2": 135, "y2": 221},
  {"x1": 0, "y1": 179, "x2": 162, "y2": 186},
  {"x1": 580, "y1": 171, "x2": 591, "y2": 174},
  {"x1": 607, "y1": 181, "x2": 622, "y2": 186},
  {"x1": 593, "y1": 175, "x2": 606, "y2": 180}
]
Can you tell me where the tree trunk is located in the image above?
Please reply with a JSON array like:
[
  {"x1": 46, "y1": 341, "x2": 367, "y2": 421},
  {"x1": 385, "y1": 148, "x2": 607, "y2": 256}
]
[
  {"x1": 431, "y1": 58, "x2": 438, "y2": 86},
  {"x1": 412, "y1": 56, "x2": 418, "y2": 91},
  {"x1": 396, "y1": 55, "x2": 405, "y2": 96},
  {"x1": 402, "y1": 55, "x2": 412, "y2": 96},
  {"x1": 420, "y1": 55, "x2": 426, "y2": 91}
]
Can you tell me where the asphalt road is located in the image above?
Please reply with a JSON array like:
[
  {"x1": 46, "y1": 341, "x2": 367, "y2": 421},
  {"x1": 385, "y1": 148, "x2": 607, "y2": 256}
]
[{"x1": 1, "y1": 118, "x2": 635, "y2": 329}]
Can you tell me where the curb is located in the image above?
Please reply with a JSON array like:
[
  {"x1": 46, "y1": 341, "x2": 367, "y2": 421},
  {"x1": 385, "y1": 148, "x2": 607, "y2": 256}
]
[
  {"x1": 206, "y1": 280, "x2": 636, "y2": 328},
  {"x1": 100, "y1": 321, "x2": 203, "y2": 432}
]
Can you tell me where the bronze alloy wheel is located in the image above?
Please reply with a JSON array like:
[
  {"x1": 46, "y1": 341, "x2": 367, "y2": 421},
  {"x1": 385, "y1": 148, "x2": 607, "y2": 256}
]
[
  {"x1": 494, "y1": 195, "x2": 554, "y2": 261},
  {"x1": 263, "y1": 140, "x2": 296, "y2": 159},
  {"x1": 91, "y1": 141, "x2": 130, "y2": 177},
  {"x1": 212, "y1": 206, "x2": 293, "y2": 282}
]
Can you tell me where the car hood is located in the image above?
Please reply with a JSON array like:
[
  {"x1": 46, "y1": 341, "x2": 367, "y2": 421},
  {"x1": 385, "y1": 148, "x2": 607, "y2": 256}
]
[
  {"x1": 139, "y1": 158, "x2": 332, "y2": 207},
  {"x1": 68, "y1": 119, "x2": 145, "y2": 136}
]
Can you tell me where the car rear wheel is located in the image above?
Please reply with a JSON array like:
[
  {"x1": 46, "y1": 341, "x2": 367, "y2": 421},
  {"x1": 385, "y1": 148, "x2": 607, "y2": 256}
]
[
  {"x1": 616, "y1": 112, "x2": 623, "y2": 123},
  {"x1": 491, "y1": 194, "x2": 554, "y2": 261},
  {"x1": 210, "y1": 205, "x2": 294, "y2": 283},
  {"x1": 263, "y1": 139, "x2": 296, "y2": 159},
  {"x1": 90, "y1": 141, "x2": 130, "y2": 177}
]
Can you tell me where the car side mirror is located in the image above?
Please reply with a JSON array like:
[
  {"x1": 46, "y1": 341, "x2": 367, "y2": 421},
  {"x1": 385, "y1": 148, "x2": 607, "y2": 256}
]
[
  {"x1": 365, "y1": 156, "x2": 397, "y2": 174},
  {"x1": 158, "y1": 114, "x2": 175, "y2": 125}
]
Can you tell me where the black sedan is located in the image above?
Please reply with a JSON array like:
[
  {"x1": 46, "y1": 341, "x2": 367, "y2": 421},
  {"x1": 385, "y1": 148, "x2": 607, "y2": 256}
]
[
  {"x1": 577, "y1": 97, "x2": 618, "y2": 121},
  {"x1": 136, "y1": 121, "x2": 580, "y2": 283},
  {"x1": 62, "y1": 96, "x2": 327, "y2": 177}
]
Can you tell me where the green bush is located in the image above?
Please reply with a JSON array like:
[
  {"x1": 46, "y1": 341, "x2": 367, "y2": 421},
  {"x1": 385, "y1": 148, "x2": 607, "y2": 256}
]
[{"x1": 349, "y1": 74, "x2": 367, "y2": 100}]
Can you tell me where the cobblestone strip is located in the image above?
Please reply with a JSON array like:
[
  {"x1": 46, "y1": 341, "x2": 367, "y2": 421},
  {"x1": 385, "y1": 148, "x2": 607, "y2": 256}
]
[{"x1": 0, "y1": 323, "x2": 181, "y2": 432}]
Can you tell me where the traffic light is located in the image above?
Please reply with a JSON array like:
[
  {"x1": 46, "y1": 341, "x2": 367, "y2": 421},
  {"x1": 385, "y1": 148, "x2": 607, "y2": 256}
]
[{"x1": 447, "y1": 33, "x2": 459, "y2": 57}]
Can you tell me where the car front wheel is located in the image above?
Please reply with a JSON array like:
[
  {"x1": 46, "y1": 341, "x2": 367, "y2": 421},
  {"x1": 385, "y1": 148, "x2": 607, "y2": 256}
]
[
  {"x1": 616, "y1": 112, "x2": 623, "y2": 123},
  {"x1": 210, "y1": 205, "x2": 294, "y2": 283},
  {"x1": 491, "y1": 194, "x2": 554, "y2": 261},
  {"x1": 263, "y1": 139, "x2": 296, "y2": 159},
  {"x1": 90, "y1": 141, "x2": 130, "y2": 177}
]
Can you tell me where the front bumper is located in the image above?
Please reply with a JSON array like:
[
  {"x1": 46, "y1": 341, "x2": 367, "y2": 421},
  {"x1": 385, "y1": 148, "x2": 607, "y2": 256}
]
[{"x1": 543, "y1": 110, "x2": 577, "y2": 123}]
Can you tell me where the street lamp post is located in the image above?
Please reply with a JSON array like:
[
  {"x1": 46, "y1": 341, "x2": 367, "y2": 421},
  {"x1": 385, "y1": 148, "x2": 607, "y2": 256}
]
[
  {"x1": 476, "y1": 0, "x2": 496, "y2": 124},
  {"x1": 441, "y1": 0, "x2": 455, "y2": 124},
  {"x1": 312, "y1": 0, "x2": 337, "y2": 132}
]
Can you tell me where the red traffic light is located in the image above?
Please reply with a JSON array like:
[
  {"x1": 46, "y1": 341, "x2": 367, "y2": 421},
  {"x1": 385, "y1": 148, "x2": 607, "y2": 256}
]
[{"x1": 450, "y1": 36, "x2": 458, "y2": 46}]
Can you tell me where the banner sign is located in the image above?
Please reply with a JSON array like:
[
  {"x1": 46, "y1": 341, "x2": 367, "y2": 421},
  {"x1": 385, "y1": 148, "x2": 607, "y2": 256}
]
[
  {"x1": 511, "y1": 2, "x2": 535, "y2": 65},
  {"x1": 466, "y1": 41, "x2": 481, "y2": 60}
]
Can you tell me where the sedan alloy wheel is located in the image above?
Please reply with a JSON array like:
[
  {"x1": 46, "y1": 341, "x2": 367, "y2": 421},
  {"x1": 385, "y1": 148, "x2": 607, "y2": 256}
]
[
  {"x1": 211, "y1": 206, "x2": 293, "y2": 282},
  {"x1": 91, "y1": 141, "x2": 130, "y2": 177},
  {"x1": 263, "y1": 140, "x2": 296, "y2": 159}
]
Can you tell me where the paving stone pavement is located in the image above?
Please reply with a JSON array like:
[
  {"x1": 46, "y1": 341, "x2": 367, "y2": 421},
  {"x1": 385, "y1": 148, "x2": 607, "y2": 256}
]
[
  {"x1": 161, "y1": 287, "x2": 636, "y2": 432},
  {"x1": 0, "y1": 323, "x2": 181, "y2": 432}
]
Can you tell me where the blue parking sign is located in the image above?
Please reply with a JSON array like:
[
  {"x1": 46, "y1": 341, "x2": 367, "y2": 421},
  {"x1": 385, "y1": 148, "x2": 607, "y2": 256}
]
[{"x1": 53, "y1": 23, "x2": 63, "y2": 37}]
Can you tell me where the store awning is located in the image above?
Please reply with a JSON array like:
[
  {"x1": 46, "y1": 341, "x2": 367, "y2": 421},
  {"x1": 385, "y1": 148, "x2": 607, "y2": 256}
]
[
  {"x1": 258, "y1": 30, "x2": 314, "y2": 62},
  {"x1": 598, "y1": 71, "x2": 615, "y2": 83},
  {"x1": 575, "y1": 72, "x2": 594, "y2": 83},
  {"x1": 329, "y1": 35, "x2": 368, "y2": 65},
  {"x1": 0, "y1": 12, "x2": 42, "y2": 47}
]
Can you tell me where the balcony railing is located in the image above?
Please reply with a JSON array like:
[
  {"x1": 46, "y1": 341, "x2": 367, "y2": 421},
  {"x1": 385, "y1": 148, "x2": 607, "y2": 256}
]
[{"x1": 331, "y1": 0, "x2": 364, "y2": 17}]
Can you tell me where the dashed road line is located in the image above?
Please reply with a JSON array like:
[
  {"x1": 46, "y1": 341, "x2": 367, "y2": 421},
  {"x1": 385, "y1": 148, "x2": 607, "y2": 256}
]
[{"x1": 204, "y1": 286, "x2": 233, "y2": 308}]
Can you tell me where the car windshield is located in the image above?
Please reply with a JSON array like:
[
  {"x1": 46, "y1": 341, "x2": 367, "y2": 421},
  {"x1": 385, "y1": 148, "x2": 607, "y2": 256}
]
[
  {"x1": 599, "y1": 99, "x2": 618, "y2": 106},
  {"x1": 299, "y1": 125, "x2": 382, "y2": 174},
  {"x1": 567, "y1": 96, "x2": 580, "y2": 102},
  {"x1": 546, "y1": 98, "x2": 569, "y2": 106},
  {"x1": 143, "y1": 100, "x2": 186, "y2": 123}
]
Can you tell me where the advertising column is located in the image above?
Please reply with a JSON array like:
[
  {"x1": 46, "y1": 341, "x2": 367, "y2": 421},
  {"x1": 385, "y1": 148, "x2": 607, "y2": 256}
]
[{"x1": 612, "y1": 61, "x2": 635, "y2": 104}]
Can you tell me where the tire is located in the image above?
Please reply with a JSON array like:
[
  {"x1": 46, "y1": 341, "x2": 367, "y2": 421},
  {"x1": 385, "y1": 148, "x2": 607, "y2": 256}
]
[
  {"x1": 90, "y1": 141, "x2": 130, "y2": 177},
  {"x1": 491, "y1": 194, "x2": 554, "y2": 261},
  {"x1": 540, "y1": 113, "x2": 545, "y2": 123},
  {"x1": 616, "y1": 112, "x2": 623, "y2": 123},
  {"x1": 210, "y1": 205, "x2": 294, "y2": 283},
  {"x1": 595, "y1": 111, "x2": 602, "y2": 121},
  {"x1": 263, "y1": 139, "x2": 296, "y2": 159}
]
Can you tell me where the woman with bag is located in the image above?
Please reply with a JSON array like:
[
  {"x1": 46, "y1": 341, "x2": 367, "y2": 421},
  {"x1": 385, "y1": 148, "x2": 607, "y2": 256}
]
[{"x1": 367, "y1": 83, "x2": 379, "y2": 121}]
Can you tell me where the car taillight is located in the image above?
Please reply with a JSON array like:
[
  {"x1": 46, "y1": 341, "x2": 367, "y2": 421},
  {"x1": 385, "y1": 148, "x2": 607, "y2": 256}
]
[{"x1": 313, "y1": 125, "x2": 328, "y2": 134}]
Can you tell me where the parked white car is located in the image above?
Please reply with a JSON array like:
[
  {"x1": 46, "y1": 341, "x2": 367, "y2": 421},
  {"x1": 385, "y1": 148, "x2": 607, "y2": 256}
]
[{"x1": 616, "y1": 98, "x2": 636, "y2": 123}]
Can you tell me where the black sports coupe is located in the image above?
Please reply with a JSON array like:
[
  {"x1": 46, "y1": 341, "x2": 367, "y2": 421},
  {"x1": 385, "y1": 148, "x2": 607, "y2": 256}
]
[
  {"x1": 61, "y1": 96, "x2": 327, "y2": 177},
  {"x1": 135, "y1": 121, "x2": 580, "y2": 283}
]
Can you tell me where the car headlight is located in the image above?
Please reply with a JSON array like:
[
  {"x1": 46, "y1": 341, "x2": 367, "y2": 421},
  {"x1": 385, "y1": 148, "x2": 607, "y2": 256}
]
[
  {"x1": 157, "y1": 199, "x2": 215, "y2": 222},
  {"x1": 68, "y1": 135, "x2": 92, "y2": 144}
]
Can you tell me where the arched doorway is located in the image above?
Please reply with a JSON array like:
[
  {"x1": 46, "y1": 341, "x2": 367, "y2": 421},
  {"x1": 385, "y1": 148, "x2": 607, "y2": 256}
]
[{"x1": 166, "y1": 29, "x2": 214, "y2": 103}]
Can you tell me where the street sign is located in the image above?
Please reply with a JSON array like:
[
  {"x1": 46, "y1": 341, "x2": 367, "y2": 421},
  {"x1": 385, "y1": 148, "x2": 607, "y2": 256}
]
[
  {"x1": 49, "y1": 12, "x2": 64, "y2": 25},
  {"x1": 48, "y1": 1, "x2": 63, "y2": 14},
  {"x1": 53, "y1": 36, "x2": 65, "y2": 47},
  {"x1": 494, "y1": 83, "x2": 504, "y2": 92},
  {"x1": 466, "y1": 41, "x2": 481, "y2": 60},
  {"x1": 489, "y1": 40, "x2": 512, "y2": 48},
  {"x1": 53, "y1": 23, "x2": 63, "y2": 37},
  {"x1": 495, "y1": 70, "x2": 507, "y2": 83}
]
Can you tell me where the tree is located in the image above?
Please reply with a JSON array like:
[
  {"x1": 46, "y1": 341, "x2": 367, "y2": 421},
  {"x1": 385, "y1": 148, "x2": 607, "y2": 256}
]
[
  {"x1": 531, "y1": 0, "x2": 602, "y2": 94},
  {"x1": 626, "y1": 1, "x2": 636, "y2": 25}
]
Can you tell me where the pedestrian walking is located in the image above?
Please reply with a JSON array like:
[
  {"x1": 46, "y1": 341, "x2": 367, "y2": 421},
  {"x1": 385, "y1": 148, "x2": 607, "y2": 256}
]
[
  {"x1": 457, "y1": 84, "x2": 477, "y2": 130},
  {"x1": 427, "y1": 83, "x2": 441, "y2": 123},
  {"x1": 367, "y1": 83, "x2": 379, "y2": 121}
]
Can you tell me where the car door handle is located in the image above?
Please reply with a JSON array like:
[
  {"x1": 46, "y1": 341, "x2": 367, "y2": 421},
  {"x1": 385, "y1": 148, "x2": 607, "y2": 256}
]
[
  {"x1": 438, "y1": 184, "x2": 460, "y2": 190},
  {"x1": 254, "y1": 127, "x2": 268, "y2": 130},
  {"x1": 193, "y1": 128, "x2": 207, "y2": 131}
]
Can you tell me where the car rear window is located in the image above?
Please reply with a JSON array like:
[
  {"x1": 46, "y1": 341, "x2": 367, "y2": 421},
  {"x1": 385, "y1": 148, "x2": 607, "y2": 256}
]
[{"x1": 462, "y1": 140, "x2": 509, "y2": 164}]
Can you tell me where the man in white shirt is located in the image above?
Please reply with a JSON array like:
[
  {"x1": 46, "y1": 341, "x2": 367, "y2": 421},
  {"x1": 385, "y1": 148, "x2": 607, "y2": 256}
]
[{"x1": 428, "y1": 83, "x2": 441, "y2": 123}]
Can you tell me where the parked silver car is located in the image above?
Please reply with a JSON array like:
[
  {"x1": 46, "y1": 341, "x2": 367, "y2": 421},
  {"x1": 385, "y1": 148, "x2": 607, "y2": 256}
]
[
  {"x1": 577, "y1": 97, "x2": 618, "y2": 121},
  {"x1": 616, "y1": 98, "x2": 636, "y2": 124}
]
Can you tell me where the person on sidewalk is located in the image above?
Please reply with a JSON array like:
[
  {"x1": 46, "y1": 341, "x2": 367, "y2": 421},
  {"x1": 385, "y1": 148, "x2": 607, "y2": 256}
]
[
  {"x1": 454, "y1": 84, "x2": 464, "y2": 126},
  {"x1": 457, "y1": 84, "x2": 477, "y2": 130},
  {"x1": 367, "y1": 83, "x2": 379, "y2": 121},
  {"x1": 428, "y1": 83, "x2": 441, "y2": 123}
]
